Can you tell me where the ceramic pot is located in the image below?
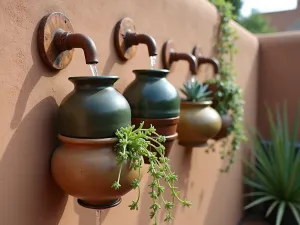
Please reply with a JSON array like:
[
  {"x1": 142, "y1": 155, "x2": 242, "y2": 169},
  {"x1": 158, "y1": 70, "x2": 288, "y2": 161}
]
[
  {"x1": 177, "y1": 101, "x2": 222, "y2": 147},
  {"x1": 123, "y1": 69, "x2": 180, "y2": 119},
  {"x1": 213, "y1": 114, "x2": 232, "y2": 140},
  {"x1": 58, "y1": 76, "x2": 131, "y2": 138},
  {"x1": 123, "y1": 69, "x2": 180, "y2": 161},
  {"x1": 51, "y1": 135, "x2": 143, "y2": 209}
]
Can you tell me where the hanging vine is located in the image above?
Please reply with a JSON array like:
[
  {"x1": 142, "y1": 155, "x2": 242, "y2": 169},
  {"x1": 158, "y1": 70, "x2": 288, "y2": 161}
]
[{"x1": 207, "y1": 0, "x2": 247, "y2": 172}]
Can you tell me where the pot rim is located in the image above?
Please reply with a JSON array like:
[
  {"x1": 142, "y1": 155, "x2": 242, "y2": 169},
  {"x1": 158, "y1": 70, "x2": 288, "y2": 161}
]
[
  {"x1": 58, "y1": 134, "x2": 117, "y2": 145},
  {"x1": 180, "y1": 100, "x2": 212, "y2": 106},
  {"x1": 132, "y1": 116, "x2": 180, "y2": 121},
  {"x1": 68, "y1": 75, "x2": 119, "y2": 81}
]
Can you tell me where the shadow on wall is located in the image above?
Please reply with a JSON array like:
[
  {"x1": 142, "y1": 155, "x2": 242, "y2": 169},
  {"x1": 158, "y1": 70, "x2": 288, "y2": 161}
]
[
  {"x1": 0, "y1": 22, "x2": 67, "y2": 225},
  {"x1": 0, "y1": 97, "x2": 68, "y2": 225},
  {"x1": 10, "y1": 19, "x2": 58, "y2": 129}
]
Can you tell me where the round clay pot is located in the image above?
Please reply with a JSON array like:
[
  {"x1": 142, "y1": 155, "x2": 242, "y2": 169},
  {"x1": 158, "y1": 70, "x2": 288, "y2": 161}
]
[
  {"x1": 51, "y1": 135, "x2": 143, "y2": 209},
  {"x1": 132, "y1": 117, "x2": 179, "y2": 164},
  {"x1": 177, "y1": 101, "x2": 222, "y2": 147},
  {"x1": 58, "y1": 76, "x2": 131, "y2": 138},
  {"x1": 123, "y1": 69, "x2": 180, "y2": 118},
  {"x1": 213, "y1": 114, "x2": 232, "y2": 140}
]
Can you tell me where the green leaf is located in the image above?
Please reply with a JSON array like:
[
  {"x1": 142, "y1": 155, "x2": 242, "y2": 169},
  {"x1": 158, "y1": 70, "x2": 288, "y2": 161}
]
[
  {"x1": 265, "y1": 200, "x2": 279, "y2": 217},
  {"x1": 244, "y1": 196, "x2": 275, "y2": 210},
  {"x1": 289, "y1": 202, "x2": 300, "y2": 224},
  {"x1": 275, "y1": 202, "x2": 286, "y2": 225}
]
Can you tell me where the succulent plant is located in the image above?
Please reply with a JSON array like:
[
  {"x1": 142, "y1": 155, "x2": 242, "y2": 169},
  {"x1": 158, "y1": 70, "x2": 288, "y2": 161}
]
[{"x1": 180, "y1": 79, "x2": 212, "y2": 102}]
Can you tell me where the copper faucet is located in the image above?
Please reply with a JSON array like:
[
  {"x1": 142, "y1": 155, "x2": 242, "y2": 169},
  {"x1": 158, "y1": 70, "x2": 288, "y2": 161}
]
[
  {"x1": 37, "y1": 12, "x2": 98, "y2": 70},
  {"x1": 124, "y1": 32, "x2": 157, "y2": 57},
  {"x1": 54, "y1": 29, "x2": 98, "y2": 65},
  {"x1": 192, "y1": 46, "x2": 219, "y2": 74},
  {"x1": 162, "y1": 40, "x2": 197, "y2": 74},
  {"x1": 114, "y1": 18, "x2": 157, "y2": 61}
]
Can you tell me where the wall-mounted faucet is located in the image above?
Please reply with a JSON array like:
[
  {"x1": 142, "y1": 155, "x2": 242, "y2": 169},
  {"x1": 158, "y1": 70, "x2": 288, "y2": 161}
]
[
  {"x1": 114, "y1": 17, "x2": 157, "y2": 61},
  {"x1": 192, "y1": 46, "x2": 219, "y2": 74},
  {"x1": 162, "y1": 40, "x2": 197, "y2": 74},
  {"x1": 37, "y1": 12, "x2": 98, "y2": 70}
]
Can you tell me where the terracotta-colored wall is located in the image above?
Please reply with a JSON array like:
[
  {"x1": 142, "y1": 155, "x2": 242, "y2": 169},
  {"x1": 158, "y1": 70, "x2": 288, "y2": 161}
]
[
  {"x1": 0, "y1": 0, "x2": 258, "y2": 224},
  {"x1": 258, "y1": 31, "x2": 300, "y2": 139}
]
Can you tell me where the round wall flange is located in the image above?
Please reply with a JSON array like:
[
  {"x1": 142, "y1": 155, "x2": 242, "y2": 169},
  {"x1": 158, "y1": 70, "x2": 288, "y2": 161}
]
[
  {"x1": 162, "y1": 40, "x2": 176, "y2": 72},
  {"x1": 114, "y1": 17, "x2": 137, "y2": 61},
  {"x1": 37, "y1": 12, "x2": 74, "y2": 70}
]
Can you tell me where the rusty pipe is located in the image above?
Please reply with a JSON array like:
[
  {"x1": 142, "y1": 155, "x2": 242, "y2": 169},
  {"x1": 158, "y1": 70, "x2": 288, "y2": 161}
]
[
  {"x1": 125, "y1": 32, "x2": 157, "y2": 56},
  {"x1": 54, "y1": 29, "x2": 98, "y2": 64},
  {"x1": 197, "y1": 57, "x2": 219, "y2": 74},
  {"x1": 170, "y1": 52, "x2": 198, "y2": 74}
]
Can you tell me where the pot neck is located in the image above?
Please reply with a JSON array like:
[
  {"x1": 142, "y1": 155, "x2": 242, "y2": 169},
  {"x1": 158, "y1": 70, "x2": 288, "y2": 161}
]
[
  {"x1": 69, "y1": 76, "x2": 119, "y2": 90},
  {"x1": 133, "y1": 69, "x2": 169, "y2": 80}
]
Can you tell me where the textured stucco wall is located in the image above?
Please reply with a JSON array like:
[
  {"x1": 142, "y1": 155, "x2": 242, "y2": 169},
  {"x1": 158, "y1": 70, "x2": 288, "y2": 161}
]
[
  {"x1": 258, "y1": 31, "x2": 300, "y2": 139},
  {"x1": 0, "y1": 0, "x2": 258, "y2": 224}
]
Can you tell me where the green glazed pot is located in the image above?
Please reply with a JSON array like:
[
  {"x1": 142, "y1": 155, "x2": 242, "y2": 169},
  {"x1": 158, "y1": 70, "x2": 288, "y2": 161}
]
[
  {"x1": 123, "y1": 69, "x2": 180, "y2": 118},
  {"x1": 58, "y1": 76, "x2": 131, "y2": 138}
]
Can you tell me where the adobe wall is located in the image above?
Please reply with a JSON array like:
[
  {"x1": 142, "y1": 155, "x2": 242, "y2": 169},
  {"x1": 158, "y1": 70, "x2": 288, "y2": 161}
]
[{"x1": 0, "y1": 0, "x2": 258, "y2": 224}]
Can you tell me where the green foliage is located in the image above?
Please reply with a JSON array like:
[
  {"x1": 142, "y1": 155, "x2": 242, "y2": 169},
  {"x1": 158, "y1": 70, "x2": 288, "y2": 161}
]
[
  {"x1": 208, "y1": 0, "x2": 247, "y2": 172},
  {"x1": 226, "y1": 0, "x2": 243, "y2": 18},
  {"x1": 244, "y1": 103, "x2": 300, "y2": 225},
  {"x1": 239, "y1": 9, "x2": 276, "y2": 34},
  {"x1": 180, "y1": 79, "x2": 212, "y2": 102},
  {"x1": 112, "y1": 122, "x2": 191, "y2": 225}
]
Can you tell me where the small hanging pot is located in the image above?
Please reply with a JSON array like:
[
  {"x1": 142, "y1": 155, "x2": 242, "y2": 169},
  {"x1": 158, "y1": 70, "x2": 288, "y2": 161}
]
[
  {"x1": 123, "y1": 70, "x2": 180, "y2": 163},
  {"x1": 52, "y1": 76, "x2": 143, "y2": 209},
  {"x1": 177, "y1": 101, "x2": 222, "y2": 147},
  {"x1": 206, "y1": 83, "x2": 233, "y2": 139}
]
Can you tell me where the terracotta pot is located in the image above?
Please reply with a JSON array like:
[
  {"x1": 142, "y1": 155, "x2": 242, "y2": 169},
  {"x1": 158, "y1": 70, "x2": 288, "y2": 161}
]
[
  {"x1": 123, "y1": 69, "x2": 180, "y2": 118},
  {"x1": 213, "y1": 114, "x2": 232, "y2": 140},
  {"x1": 51, "y1": 135, "x2": 143, "y2": 209},
  {"x1": 177, "y1": 101, "x2": 222, "y2": 147},
  {"x1": 58, "y1": 76, "x2": 131, "y2": 138},
  {"x1": 132, "y1": 117, "x2": 179, "y2": 164},
  {"x1": 132, "y1": 117, "x2": 179, "y2": 136}
]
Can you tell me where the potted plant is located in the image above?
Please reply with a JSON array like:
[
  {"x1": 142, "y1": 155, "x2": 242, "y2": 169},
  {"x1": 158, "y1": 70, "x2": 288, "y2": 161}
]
[
  {"x1": 177, "y1": 79, "x2": 222, "y2": 147},
  {"x1": 205, "y1": 0, "x2": 247, "y2": 172},
  {"x1": 112, "y1": 122, "x2": 192, "y2": 224},
  {"x1": 123, "y1": 69, "x2": 180, "y2": 163},
  {"x1": 244, "y1": 103, "x2": 300, "y2": 225},
  {"x1": 52, "y1": 75, "x2": 138, "y2": 209}
]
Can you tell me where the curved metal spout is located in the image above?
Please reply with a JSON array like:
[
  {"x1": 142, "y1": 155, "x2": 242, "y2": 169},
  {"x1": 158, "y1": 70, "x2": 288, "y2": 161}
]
[
  {"x1": 197, "y1": 57, "x2": 219, "y2": 74},
  {"x1": 170, "y1": 52, "x2": 197, "y2": 74},
  {"x1": 125, "y1": 32, "x2": 157, "y2": 56},
  {"x1": 54, "y1": 29, "x2": 99, "y2": 64}
]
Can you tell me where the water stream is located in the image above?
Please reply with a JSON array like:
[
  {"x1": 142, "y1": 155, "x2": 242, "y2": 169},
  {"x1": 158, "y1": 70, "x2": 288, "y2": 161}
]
[
  {"x1": 150, "y1": 56, "x2": 156, "y2": 69},
  {"x1": 96, "y1": 210, "x2": 102, "y2": 225},
  {"x1": 90, "y1": 64, "x2": 99, "y2": 76}
]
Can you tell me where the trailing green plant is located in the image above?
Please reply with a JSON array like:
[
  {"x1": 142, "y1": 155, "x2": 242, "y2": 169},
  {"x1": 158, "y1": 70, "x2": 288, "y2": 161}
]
[
  {"x1": 244, "y1": 103, "x2": 300, "y2": 225},
  {"x1": 112, "y1": 122, "x2": 192, "y2": 225},
  {"x1": 180, "y1": 79, "x2": 212, "y2": 102},
  {"x1": 207, "y1": 0, "x2": 246, "y2": 172}
]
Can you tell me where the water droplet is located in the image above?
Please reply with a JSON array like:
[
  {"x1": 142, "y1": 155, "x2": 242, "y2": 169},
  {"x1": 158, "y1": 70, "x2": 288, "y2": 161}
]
[
  {"x1": 190, "y1": 75, "x2": 196, "y2": 82},
  {"x1": 96, "y1": 210, "x2": 102, "y2": 225},
  {"x1": 90, "y1": 64, "x2": 99, "y2": 76},
  {"x1": 150, "y1": 56, "x2": 156, "y2": 69}
]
